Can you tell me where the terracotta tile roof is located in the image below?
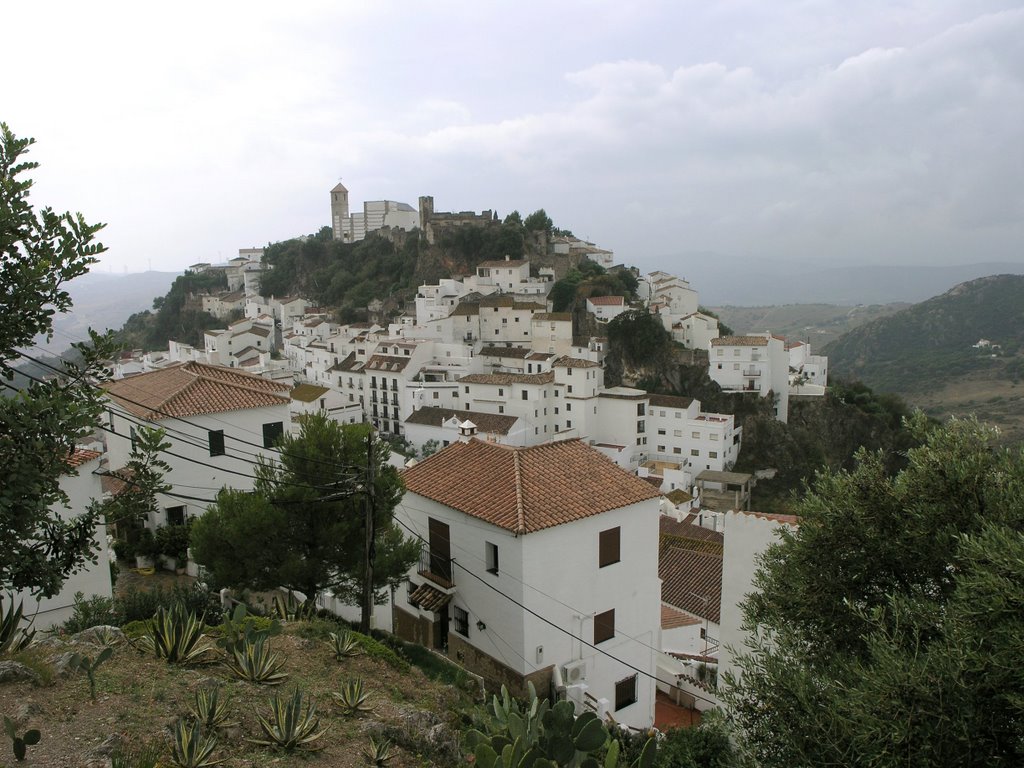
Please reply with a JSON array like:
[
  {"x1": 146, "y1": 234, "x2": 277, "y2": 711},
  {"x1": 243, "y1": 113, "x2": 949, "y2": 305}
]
[
  {"x1": 478, "y1": 259, "x2": 528, "y2": 269},
  {"x1": 64, "y1": 448, "x2": 101, "y2": 471},
  {"x1": 478, "y1": 295, "x2": 546, "y2": 311},
  {"x1": 660, "y1": 515, "x2": 725, "y2": 551},
  {"x1": 552, "y1": 356, "x2": 600, "y2": 369},
  {"x1": 649, "y1": 393, "x2": 694, "y2": 409},
  {"x1": 532, "y1": 313, "x2": 571, "y2": 322},
  {"x1": 291, "y1": 384, "x2": 330, "y2": 403},
  {"x1": 365, "y1": 355, "x2": 412, "y2": 372},
  {"x1": 403, "y1": 438, "x2": 661, "y2": 534},
  {"x1": 659, "y1": 544, "x2": 722, "y2": 624},
  {"x1": 100, "y1": 466, "x2": 134, "y2": 496},
  {"x1": 330, "y1": 352, "x2": 362, "y2": 373},
  {"x1": 711, "y1": 335, "x2": 769, "y2": 347},
  {"x1": 480, "y1": 346, "x2": 531, "y2": 359},
  {"x1": 404, "y1": 406, "x2": 519, "y2": 435},
  {"x1": 662, "y1": 604, "x2": 701, "y2": 629},
  {"x1": 409, "y1": 582, "x2": 452, "y2": 611},
  {"x1": 735, "y1": 509, "x2": 800, "y2": 526},
  {"x1": 450, "y1": 303, "x2": 480, "y2": 317},
  {"x1": 526, "y1": 352, "x2": 554, "y2": 361},
  {"x1": 459, "y1": 371, "x2": 555, "y2": 386},
  {"x1": 587, "y1": 295, "x2": 625, "y2": 306},
  {"x1": 105, "y1": 362, "x2": 289, "y2": 419}
]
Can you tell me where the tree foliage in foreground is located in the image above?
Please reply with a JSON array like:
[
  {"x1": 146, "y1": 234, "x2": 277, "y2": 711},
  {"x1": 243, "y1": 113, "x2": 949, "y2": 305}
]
[
  {"x1": 0, "y1": 123, "x2": 116, "y2": 597},
  {"x1": 191, "y1": 415, "x2": 419, "y2": 607},
  {"x1": 723, "y1": 415, "x2": 1024, "y2": 767}
]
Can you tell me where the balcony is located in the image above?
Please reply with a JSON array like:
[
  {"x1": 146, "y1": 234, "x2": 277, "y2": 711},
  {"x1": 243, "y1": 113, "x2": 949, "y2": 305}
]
[
  {"x1": 418, "y1": 548, "x2": 455, "y2": 590},
  {"x1": 742, "y1": 368, "x2": 761, "y2": 377}
]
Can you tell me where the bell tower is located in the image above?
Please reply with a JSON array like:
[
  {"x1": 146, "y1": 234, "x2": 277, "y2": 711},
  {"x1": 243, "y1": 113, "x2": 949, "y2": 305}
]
[{"x1": 330, "y1": 182, "x2": 349, "y2": 240}]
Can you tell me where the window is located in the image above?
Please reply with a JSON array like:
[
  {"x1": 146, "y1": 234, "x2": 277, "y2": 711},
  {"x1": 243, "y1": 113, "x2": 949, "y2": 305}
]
[
  {"x1": 498, "y1": 388, "x2": 504, "y2": 396},
  {"x1": 486, "y1": 542, "x2": 499, "y2": 574},
  {"x1": 673, "y1": 447, "x2": 682, "y2": 454},
  {"x1": 599, "y1": 527, "x2": 620, "y2": 568},
  {"x1": 657, "y1": 428, "x2": 666, "y2": 435},
  {"x1": 657, "y1": 445, "x2": 666, "y2": 452},
  {"x1": 407, "y1": 580, "x2": 417, "y2": 606},
  {"x1": 522, "y1": 390, "x2": 529, "y2": 400},
  {"x1": 636, "y1": 420, "x2": 645, "y2": 434},
  {"x1": 615, "y1": 675, "x2": 638, "y2": 711},
  {"x1": 208, "y1": 430, "x2": 225, "y2": 457},
  {"x1": 636, "y1": 403, "x2": 646, "y2": 416},
  {"x1": 691, "y1": 449, "x2": 700, "y2": 457},
  {"x1": 594, "y1": 609, "x2": 615, "y2": 644},
  {"x1": 709, "y1": 451, "x2": 718, "y2": 458},
  {"x1": 566, "y1": 420, "x2": 572, "y2": 428},
  {"x1": 465, "y1": 386, "x2": 470, "y2": 393},
  {"x1": 166, "y1": 506, "x2": 186, "y2": 526},
  {"x1": 566, "y1": 403, "x2": 571, "y2": 411},
  {"x1": 433, "y1": 391, "x2": 439, "y2": 399},
  {"x1": 733, "y1": 363, "x2": 740, "y2": 370},
  {"x1": 692, "y1": 431, "x2": 701, "y2": 439},
  {"x1": 262, "y1": 422, "x2": 284, "y2": 448},
  {"x1": 498, "y1": 405, "x2": 504, "y2": 414},
  {"x1": 568, "y1": 385, "x2": 573, "y2": 394},
  {"x1": 453, "y1": 606, "x2": 469, "y2": 637}
]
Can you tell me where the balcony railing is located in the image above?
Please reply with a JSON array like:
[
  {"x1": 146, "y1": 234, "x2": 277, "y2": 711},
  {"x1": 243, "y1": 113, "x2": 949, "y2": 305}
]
[
  {"x1": 742, "y1": 368, "x2": 761, "y2": 377},
  {"x1": 418, "y1": 549, "x2": 454, "y2": 589}
]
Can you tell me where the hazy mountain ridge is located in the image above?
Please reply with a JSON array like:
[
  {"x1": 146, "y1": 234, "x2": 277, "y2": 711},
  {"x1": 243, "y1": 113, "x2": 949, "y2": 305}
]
[
  {"x1": 664, "y1": 256, "x2": 1024, "y2": 305},
  {"x1": 37, "y1": 271, "x2": 180, "y2": 353}
]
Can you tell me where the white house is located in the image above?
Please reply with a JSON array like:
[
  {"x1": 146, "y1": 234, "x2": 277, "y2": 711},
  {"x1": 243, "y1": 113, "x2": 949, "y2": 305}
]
[
  {"x1": 670, "y1": 312, "x2": 720, "y2": 351},
  {"x1": 395, "y1": 438, "x2": 663, "y2": 729},
  {"x1": 709, "y1": 334, "x2": 790, "y2": 423},
  {"x1": 104, "y1": 362, "x2": 291, "y2": 526},
  {"x1": 403, "y1": 407, "x2": 527, "y2": 449},
  {"x1": 787, "y1": 341, "x2": 829, "y2": 395},
  {"x1": 15, "y1": 448, "x2": 113, "y2": 629},
  {"x1": 586, "y1": 295, "x2": 627, "y2": 323}
]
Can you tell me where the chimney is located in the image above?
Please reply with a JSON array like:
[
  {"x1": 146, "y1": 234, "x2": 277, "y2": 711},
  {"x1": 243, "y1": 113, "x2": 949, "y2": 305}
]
[{"x1": 458, "y1": 420, "x2": 478, "y2": 442}]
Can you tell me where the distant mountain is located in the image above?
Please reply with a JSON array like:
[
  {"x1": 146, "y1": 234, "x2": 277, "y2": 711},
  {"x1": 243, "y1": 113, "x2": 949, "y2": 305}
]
[
  {"x1": 656, "y1": 253, "x2": 1024, "y2": 305},
  {"x1": 822, "y1": 275, "x2": 1024, "y2": 442},
  {"x1": 37, "y1": 271, "x2": 180, "y2": 353}
]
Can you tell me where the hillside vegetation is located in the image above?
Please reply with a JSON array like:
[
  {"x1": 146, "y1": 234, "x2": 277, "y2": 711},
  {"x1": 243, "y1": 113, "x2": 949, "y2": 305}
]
[{"x1": 824, "y1": 275, "x2": 1024, "y2": 442}]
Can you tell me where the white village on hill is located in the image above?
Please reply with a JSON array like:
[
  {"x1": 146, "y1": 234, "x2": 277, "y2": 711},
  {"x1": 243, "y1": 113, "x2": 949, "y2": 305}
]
[{"x1": 28, "y1": 185, "x2": 830, "y2": 730}]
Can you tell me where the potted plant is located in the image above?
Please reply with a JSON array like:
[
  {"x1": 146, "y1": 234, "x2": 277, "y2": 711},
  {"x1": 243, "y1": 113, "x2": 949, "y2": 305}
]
[
  {"x1": 112, "y1": 537, "x2": 135, "y2": 563},
  {"x1": 156, "y1": 524, "x2": 190, "y2": 572},
  {"x1": 134, "y1": 528, "x2": 158, "y2": 569}
]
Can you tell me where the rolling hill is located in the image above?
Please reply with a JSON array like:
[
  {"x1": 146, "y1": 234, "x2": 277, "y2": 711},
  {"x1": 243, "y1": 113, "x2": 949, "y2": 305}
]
[{"x1": 824, "y1": 274, "x2": 1024, "y2": 442}]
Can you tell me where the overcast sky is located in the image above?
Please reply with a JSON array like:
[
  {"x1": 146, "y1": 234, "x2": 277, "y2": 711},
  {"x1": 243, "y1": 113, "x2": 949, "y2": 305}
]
[{"x1": 6, "y1": 1, "x2": 1023, "y2": 275}]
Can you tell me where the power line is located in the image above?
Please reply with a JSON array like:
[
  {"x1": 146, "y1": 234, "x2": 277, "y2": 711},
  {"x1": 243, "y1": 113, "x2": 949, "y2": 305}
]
[
  {"x1": 13, "y1": 348, "x2": 367, "y2": 477},
  {"x1": 391, "y1": 513, "x2": 719, "y2": 707}
]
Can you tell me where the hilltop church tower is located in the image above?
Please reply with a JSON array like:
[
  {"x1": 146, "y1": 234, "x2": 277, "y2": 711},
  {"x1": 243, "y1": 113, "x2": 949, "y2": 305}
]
[{"x1": 330, "y1": 182, "x2": 350, "y2": 241}]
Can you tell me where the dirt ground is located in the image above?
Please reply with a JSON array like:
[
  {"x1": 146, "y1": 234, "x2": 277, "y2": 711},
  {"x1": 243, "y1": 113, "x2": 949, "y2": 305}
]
[{"x1": 1, "y1": 624, "x2": 467, "y2": 768}]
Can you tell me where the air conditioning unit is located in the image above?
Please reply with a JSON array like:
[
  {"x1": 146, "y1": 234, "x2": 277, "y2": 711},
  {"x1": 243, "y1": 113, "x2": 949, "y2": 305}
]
[{"x1": 563, "y1": 659, "x2": 588, "y2": 684}]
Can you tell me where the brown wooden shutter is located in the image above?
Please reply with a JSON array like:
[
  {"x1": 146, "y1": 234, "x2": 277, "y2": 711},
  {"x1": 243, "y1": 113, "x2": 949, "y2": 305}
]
[
  {"x1": 599, "y1": 527, "x2": 620, "y2": 568},
  {"x1": 594, "y1": 609, "x2": 615, "y2": 644}
]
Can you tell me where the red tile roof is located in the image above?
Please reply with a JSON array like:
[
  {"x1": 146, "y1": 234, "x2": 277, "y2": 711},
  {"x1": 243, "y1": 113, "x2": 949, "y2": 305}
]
[
  {"x1": 587, "y1": 295, "x2": 625, "y2": 306},
  {"x1": 404, "y1": 406, "x2": 519, "y2": 435},
  {"x1": 65, "y1": 448, "x2": 101, "y2": 471},
  {"x1": 662, "y1": 604, "x2": 701, "y2": 629},
  {"x1": 105, "y1": 362, "x2": 290, "y2": 419},
  {"x1": 649, "y1": 393, "x2": 694, "y2": 409},
  {"x1": 459, "y1": 372, "x2": 554, "y2": 386},
  {"x1": 403, "y1": 438, "x2": 661, "y2": 534},
  {"x1": 711, "y1": 335, "x2": 769, "y2": 347},
  {"x1": 552, "y1": 356, "x2": 600, "y2": 369}
]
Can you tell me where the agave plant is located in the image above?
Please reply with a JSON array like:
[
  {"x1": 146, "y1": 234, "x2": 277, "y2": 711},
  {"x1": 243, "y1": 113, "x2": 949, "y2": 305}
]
[
  {"x1": 363, "y1": 736, "x2": 394, "y2": 766},
  {"x1": 331, "y1": 678, "x2": 374, "y2": 716},
  {"x1": 170, "y1": 718, "x2": 225, "y2": 768},
  {"x1": 225, "y1": 634, "x2": 287, "y2": 685},
  {"x1": 252, "y1": 687, "x2": 328, "y2": 751},
  {"x1": 137, "y1": 603, "x2": 213, "y2": 665},
  {"x1": 0, "y1": 594, "x2": 35, "y2": 656},
  {"x1": 271, "y1": 594, "x2": 316, "y2": 622},
  {"x1": 189, "y1": 685, "x2": 234, "y2": 730},
  {"x1": 327, "y1": 629, "x2": 362, "y2": 660}
]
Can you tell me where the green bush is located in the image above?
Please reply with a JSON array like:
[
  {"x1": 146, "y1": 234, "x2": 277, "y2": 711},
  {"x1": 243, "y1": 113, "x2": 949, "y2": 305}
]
[{"x1": 62, "y1": 592, "x2": 119, "y2": 633}]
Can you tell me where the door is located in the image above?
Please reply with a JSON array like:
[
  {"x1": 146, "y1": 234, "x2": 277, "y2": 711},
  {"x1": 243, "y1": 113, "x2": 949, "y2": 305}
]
[{"x1": 427, "y1": 518, "x2": 452, "y2": 584}]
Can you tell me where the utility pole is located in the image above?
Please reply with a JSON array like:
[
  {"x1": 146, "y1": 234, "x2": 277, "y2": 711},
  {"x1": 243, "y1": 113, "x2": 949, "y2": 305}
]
[{"x1": 360, "y1": 429, "x2": 376, "y2": 634}]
